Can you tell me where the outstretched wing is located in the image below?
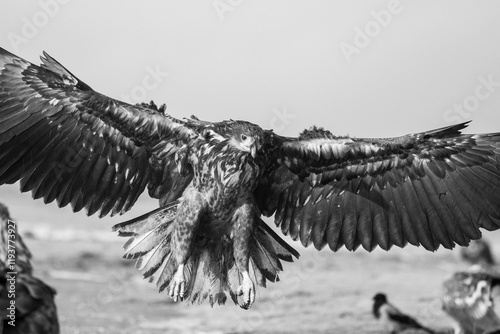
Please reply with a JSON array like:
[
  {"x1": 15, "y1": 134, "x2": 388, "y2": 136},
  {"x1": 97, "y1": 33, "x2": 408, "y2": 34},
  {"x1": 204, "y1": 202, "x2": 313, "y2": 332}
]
[
  {"x1": 0, "y1": 48, "x2": 199, "y2": 217},
  {"x1": 256, "y1": 122, "x2": 500, "y2": 251}
]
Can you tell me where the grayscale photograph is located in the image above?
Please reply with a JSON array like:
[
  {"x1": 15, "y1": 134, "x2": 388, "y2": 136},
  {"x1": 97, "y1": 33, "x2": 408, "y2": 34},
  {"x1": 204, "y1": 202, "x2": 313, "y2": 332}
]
[{"x1": 1, "y1": 1, "x2": 500, "y2": 333}]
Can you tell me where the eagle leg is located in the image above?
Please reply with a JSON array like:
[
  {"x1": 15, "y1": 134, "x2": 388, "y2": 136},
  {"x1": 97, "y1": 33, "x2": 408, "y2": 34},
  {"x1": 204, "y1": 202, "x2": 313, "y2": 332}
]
[
  {"x1": 232, "y1": 202, "x2": 256, "y2": 309},
  {"x1": 237, "y1": 271, "x2": 255, "y2": 309},
  {"x1": 169, "y1": 263, "x2": 186, "y2": 302},
  {"x1": 169, "y1": 188, "x2": 205, "y2": 302}
]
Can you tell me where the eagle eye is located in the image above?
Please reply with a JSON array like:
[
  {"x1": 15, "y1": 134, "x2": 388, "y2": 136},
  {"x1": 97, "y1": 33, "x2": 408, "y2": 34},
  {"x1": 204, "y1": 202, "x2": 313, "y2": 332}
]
[{"x1": 241, "y1": 134, "x2": 248, "y2": 141}]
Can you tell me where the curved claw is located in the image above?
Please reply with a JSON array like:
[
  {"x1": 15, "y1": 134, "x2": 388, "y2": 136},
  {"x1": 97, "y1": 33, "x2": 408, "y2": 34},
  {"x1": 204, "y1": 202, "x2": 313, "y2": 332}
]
[
  {"x1": 237, "y1": 272, "x2": 255, "y2": 309},
  {"x1": 169, "y1": 264, "x2": 186, "y2": 302}
]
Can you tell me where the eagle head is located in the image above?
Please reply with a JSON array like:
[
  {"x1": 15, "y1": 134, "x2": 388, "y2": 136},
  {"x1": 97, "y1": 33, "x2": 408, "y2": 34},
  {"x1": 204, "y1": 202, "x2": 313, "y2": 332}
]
[{"x1": 228, "y1": 121, "x2": 263, "y2": 159}]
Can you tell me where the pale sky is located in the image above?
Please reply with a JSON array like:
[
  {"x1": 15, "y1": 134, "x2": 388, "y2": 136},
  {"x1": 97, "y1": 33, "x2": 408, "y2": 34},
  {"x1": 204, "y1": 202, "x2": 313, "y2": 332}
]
[{"x1": 1, "y1": 1, "x2": 500, "y2": 229}]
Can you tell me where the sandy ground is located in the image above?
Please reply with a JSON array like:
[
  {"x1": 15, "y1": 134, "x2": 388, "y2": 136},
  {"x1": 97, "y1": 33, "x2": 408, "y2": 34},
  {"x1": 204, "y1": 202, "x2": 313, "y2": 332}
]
[{"x1": 1, "y1": 183, "x2": 498, "y2": 334}]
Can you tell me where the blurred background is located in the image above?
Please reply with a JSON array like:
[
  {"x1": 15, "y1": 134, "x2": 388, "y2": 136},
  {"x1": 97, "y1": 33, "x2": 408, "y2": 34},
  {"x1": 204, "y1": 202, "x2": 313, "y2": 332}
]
[{"x1": 1, "y1": 1, "x2": 500, "y2": 333}]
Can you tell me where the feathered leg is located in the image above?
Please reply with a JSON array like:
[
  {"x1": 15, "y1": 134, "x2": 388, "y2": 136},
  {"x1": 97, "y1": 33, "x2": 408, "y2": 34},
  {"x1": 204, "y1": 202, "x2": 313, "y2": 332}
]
[
  {"x1": 231, "y1": 203, "x2": 255, "y2": 309},
  {"x1": 169, "y1": 188, "x2": 205, "y2": 302}
]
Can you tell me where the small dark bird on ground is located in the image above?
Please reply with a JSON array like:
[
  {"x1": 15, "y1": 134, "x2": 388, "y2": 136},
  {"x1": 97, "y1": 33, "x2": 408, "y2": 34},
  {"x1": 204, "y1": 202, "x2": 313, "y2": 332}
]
[
  {"x1": 373, "y1": 293, "x2": 435, "y2": 334},
  {"x1": 0, "y1": 203, "x2": 59, "y2": 334},
  {"x1": 460, "y1": 239, "x2": 495, "y2": 267},
  {"x1": 442, "y1": 267, "x2": 500, "y2": 334}
]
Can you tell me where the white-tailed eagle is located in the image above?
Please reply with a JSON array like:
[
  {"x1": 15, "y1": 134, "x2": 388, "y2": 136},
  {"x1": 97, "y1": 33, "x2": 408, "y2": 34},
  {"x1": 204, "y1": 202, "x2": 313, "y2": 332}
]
[{"x1": 1, "y1": 48, "x2": 500, "y2": 309}]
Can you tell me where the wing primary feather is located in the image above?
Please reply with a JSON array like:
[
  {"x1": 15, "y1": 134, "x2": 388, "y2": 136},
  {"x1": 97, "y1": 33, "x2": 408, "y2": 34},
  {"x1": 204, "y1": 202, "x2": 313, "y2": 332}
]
[
  {"x1": 341, "y1": 190, "x2": 358, "y2": 251},
  {"x1": 280, "y1": 190, "x2": 295, "y2": 236},
  {"x1": 368, "y1": 186, "x2": 389, "y2": 251},
  {"x1": 96, "y1": 164, "x2": 118, "y2": 217},
  {"x1": 325, "y1": 196, "x2": 343, "y2": 251},
  {"x1": 308, "y1": 188, "x2": 332, "y2": 250},
  {"x1": 400, "y1": 177, "x2": 438, "y2": 250},
  {"x1": 288, "y1": 204, "x2": 301, "y2": 241},
  {"x1": 386, "y1": 184, "x2": 416, "y2": 246},
  {"x1": 298, "y1": 204, "x2": 315, "y2": 247},
  {"x1": 274, "y1": 188, "x2": 288, "y2": 228},
  {"x1": 414, "y1": 175, "x2": 455, "y2": 249},
  {"x1": 379, "y1": 185, "x2": 405, "y2": 248},
  {"x1": 355, "y1": 188, "x2": 373, "y2": 251}
]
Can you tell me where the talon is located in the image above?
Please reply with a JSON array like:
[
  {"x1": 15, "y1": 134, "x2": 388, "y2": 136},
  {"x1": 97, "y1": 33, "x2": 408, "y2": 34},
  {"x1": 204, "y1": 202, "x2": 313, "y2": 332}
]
[
  {"x1": 169, "y1": 264, "x2": 186, "y2": 302},
  {"x1": 237, "y1": 271, "x2": 255, "y2": 309}
]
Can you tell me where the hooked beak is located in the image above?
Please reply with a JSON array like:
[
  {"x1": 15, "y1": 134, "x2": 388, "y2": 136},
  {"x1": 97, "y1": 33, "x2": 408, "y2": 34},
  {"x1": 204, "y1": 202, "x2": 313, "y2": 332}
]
[
  {"x1": 249, "y1": 139, "x2": 262, "y2": 159},
  {"x1": 250, "y1": 144, "x2": 257, "y2": 159}
]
